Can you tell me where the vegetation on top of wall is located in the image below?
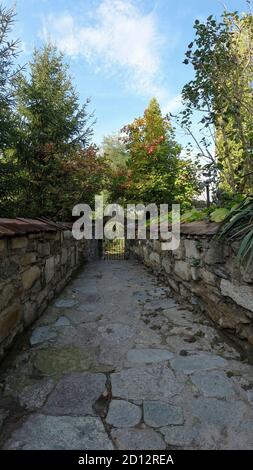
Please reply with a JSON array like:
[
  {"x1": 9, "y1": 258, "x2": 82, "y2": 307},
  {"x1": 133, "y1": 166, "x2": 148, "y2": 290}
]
[{"x1": 217, "y1": 197, "x2": 253, "y2": 269}]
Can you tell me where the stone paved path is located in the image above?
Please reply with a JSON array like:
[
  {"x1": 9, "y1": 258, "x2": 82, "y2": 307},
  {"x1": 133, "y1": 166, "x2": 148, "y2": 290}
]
[{"x1": 1, "y1": 260, "x2": 253, "y2": 450}]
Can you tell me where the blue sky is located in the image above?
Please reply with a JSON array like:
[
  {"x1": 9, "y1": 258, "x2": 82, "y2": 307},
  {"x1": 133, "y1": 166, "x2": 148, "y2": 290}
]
[{"x1": 5, "y1": 0, "x2": 249, "y2": 146}]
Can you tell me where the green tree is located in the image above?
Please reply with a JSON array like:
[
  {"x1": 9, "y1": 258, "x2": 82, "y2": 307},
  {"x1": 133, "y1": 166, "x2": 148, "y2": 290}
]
[
  {"x1": 0, "y1": 4, "x2": 23, "y2": 217},
  {"x1": 119, "y1": 98, "x2": 199, "y2": 208},
  {"x1": 181, "y1": 10, "x2": 253, "y2": 196},
  {"x1": 15, "y1": 44, "x2": 97, "y2": 219},
  {"x1": 102, "y1": 134, "x2": 128, "y2": 170},
  {"x1": 122, "y1": 98, "x2": 180, "y2": 204},
  {"x1": 101, "y1": 134, "x2": 129, "y2": 204},
  {"x1": 0, "y1": 4, "x2": 19, "y2": 151}
]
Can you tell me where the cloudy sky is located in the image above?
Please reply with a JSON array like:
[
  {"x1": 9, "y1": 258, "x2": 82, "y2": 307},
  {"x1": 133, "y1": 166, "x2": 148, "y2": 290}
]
[{"x1": 6, "y1": 0, "x2": 248, "y2": 145}]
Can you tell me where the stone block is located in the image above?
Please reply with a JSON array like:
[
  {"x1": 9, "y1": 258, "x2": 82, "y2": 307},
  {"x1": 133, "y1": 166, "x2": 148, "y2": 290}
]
[
  {"x1": 71, "y1": 249, "x2": 76, "y2": 268},
  {"x1": 191, "y1": 266, "x2": 200, "y2": 281},
  {"x1": 219, "y1": 306, "x2": 250, "y2": 330},
  {"x1": 167, "y1": 278, "x2": 179, "y2": 293},
  {"x1": 0, "y1": 303, "x2": 21, "y2": 342},
  {"x1": 4, "y1": 414, "x2": 113, "y2": 450},
  {"x1": 23, "y1": 302, "x2": 36, "y2": 327},
  {"x1": 28, "y1": 233, "x2": 41, "y2": 240},
  {"x1": 111, "y1": 428, "x2": 165, "y2": 450},
  {"x1": 238, "y1": 325, "x2": 253, "y2": 344},
  {"x1": 153, "y1": 240, "x2": 162, "y2": 253},
  {"x1": 190, "y1": 282, "x2": 220, "y2": 303},
  {"x1": 180, "y1": 283, "x2": 191, "y2": 299},
  {"x1": 204, "y1": 241, "x2": 224, "y2": 264},
  {"x1": 19, "y1": 253, "x2": 37, "y2": 266},
  {"x1": 0, "y1": 239, "x2": 6, "y2": 252},
  {"x1": 36, "y1": 288, "x2": 49, "y2": 306},
  {"x1": 241, "y1": 264, "x2": 253, "y2": 284},
  {"x1": 185, "y1": 239, "x2": 201, "y2": 259},
  {"x1": 173, "y1": 240, "x2": 185, "y2": 260},
  {"x1": 11, "y1": 237, "x2": 28, "y2": 250},
  {"x1": 0, "y1": 283, "x2": 15, "y2": 311},
  {"x1": 149, "y1": 252, "x2": 160, "y2": 266},
  {"x1": 174, "y1": 260, "x2": 192, "y2": 281},
  {"x1": 197, "y1": 285, "x2": 251, "y2": 329},
  {"x1": 45, "y1": 232, "x2": 59, "y2": 240},
  {"x1": 200, "y1": 268, "x2": 216, "y2": 286},
  {"x1": 43, "y1": 372, "x2": 106, "y2": 415},
  {"x1": 63, "y1": 230, "x2": 71, "y2": 240},
  {"x1": 38, "y1": 242, "x2": 50, "y2": 257},
  {"x1": 106, "y1": 400, "x2": 141, "y2": 428},
  {"x1": 214, "y1": 267, "x2": 228, "y2": 279},
  {"x1": 45, "y1": 257, "x2": 55, "y2": 284},
  {"x1": 144, "y1": 401, "x2": 184, "y2": 427},
  {"x1": 54, "y1": 254, "x2": 60, "y2": 266},
  {"x1": 0, "y1": 259, "x2": 19, "y2": 280},
  {"x1": 161, "y1": 256, "x2": 171, "y2": 274},
  {"x1": 61, "y1": 248, "x2": 68, "y2": 265},
  {"x1": 22, "y1": 266, "x2": 41, "y2": 290},
  {"x1": 220, "y1": 279, "x2": 253, "y2": 314}
]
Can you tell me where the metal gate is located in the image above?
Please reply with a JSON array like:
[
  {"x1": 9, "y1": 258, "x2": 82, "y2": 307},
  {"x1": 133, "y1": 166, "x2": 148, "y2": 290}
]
[{"x1": 102, "y1": 238, "x2": 125, "y2": 260}]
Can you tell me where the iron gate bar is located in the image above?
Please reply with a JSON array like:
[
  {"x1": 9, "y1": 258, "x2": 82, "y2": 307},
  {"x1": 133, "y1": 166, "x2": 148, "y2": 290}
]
[{"x1": 103, "y1": 238, "x2": 125, "y2": 260}]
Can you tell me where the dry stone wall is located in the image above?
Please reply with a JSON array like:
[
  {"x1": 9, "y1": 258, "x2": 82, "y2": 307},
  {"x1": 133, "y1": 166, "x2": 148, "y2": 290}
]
[
  {"x1": 0, "y1": 221, "x2": 98, "y2": 360},
  {"x1": 129, "y1": 223, "x2": 253, "y2": 346}
]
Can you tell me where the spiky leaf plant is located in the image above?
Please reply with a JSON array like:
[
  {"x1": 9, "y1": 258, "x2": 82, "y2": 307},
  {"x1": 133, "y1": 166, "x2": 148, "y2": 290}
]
[{"x1": 217, "y1": 197, "x2": 253, "y2": 270}]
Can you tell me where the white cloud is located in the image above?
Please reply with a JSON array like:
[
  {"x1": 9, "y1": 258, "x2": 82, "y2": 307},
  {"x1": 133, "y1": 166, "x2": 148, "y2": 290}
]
[
  {"x1": 41, "y1": 0, "x2": 167, "y2": 99},
  {"x1": 162, "y1": 94, "x2": 183, "y2": 115}
]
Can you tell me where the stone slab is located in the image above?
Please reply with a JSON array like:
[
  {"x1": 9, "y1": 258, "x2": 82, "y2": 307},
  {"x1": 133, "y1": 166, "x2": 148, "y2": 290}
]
[
  {"x1": 43, "y1": 372, "x2": 106, "y2": 416},
  {"x1": 160, "y1": 425, "x2": 200, "y2": 448},
  {"x1": 34, "y1": 347, "x2": 93, "y2": 375},
  {"x1": 221, "y1": 280, "x2": 253, "y2": 314},
  {"x1": 54, "y1": 316, "x2": 71, "y2": 327},
  {"x1": 54, "y1": 299, "x2": 78, "y2": 308},
  {"x1": 4, "y1": 415, "x2": 113, "y2": 450},
  {"x1": 98, "y1": 323, "x2": 135, "y2": 345},
  {"x1": 19, "y1": 378, "x2": 55, "y2": 409},
  {"x1": 143, "y1": 401, "x2": 184, "y2": 427},
  {"x1": 106, "y1": 400, "x2": 141, "y2": 428},
  {"x1": 111, "y1": 365, "x2": 182, "y2": 401},
  {"x1": 170, "y1": 354, "x2": 227, "y2": 374},
  {"x1": 30, "y1": 326, "x2": 57, "y2": 346},
  {"x1": 190, "y1": 371, "x2": 236, "y2": 398},
  {"x1": 162, "y1": 308, "x2": 194, "y2": 326},
  {"x1": 190, "y1": 397, "x2": 248, "y2": 427},
  {"x1": 126, "y1": 348, "x2": 173, "y2": 364},
  {"x1": 111, "y1": 428, "x2": 166, "y2": 450}
]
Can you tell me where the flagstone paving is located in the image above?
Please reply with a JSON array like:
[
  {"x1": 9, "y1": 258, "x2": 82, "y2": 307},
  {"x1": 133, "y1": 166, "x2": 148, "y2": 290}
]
[{"x1": 0, "y1": 259, "x2": 253, "y2": 450}]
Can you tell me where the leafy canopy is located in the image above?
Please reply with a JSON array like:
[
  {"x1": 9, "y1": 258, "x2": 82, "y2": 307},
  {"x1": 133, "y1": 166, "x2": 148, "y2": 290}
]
[{"x1": 110, "y1": 98, "x2": 200, "y2": 208}]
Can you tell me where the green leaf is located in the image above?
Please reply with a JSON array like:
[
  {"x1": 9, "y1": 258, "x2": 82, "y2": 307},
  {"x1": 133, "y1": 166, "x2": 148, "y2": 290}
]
[{"x1": 210, "y1": 208, "x2": 230, "y2": 222}]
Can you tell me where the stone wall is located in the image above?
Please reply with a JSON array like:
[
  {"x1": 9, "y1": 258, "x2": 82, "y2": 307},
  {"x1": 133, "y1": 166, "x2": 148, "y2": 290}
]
[
  {"x1": 0, "y1": 219, "x2": 98, "y2": 359},
  {"x1": 129, "y1": 222, "x2": 253, "y2": 346}
]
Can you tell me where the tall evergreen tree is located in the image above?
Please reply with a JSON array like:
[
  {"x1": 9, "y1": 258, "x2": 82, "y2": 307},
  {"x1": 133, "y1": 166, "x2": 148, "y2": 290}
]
[
  {"x1": 15, "y1": 44, "x2": 96, "y2": 218},
  {"x1": 0, "y1": 4, "x2": 23, "y2": 217},
  {"x1": 0, "y1": 4, "x2": 19, "y2": 151}
]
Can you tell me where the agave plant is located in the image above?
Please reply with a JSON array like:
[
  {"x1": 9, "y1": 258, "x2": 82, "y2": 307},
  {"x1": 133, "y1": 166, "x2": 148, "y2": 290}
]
[{"x1": 217, "y1": 197, "x2": 253, "y2": 270}]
